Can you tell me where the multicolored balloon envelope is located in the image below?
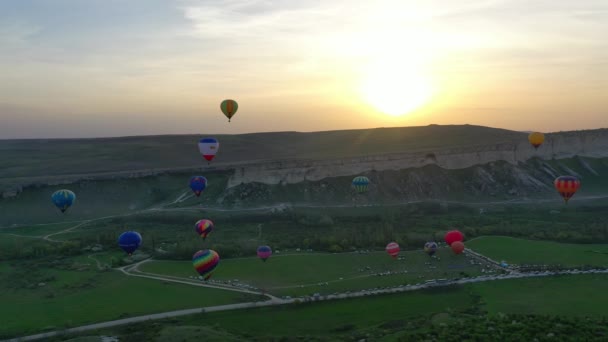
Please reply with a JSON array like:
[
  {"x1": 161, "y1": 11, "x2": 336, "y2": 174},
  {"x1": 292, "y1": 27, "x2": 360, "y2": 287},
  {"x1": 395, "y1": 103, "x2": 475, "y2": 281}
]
[
  {"x1": 257, "y1": 245, "x2": 272, "y2": 262},
  {"x1": 528, "y1": 132, "x2": 545, "y2": 149},
  {"x1": 352, "y1": 176, "x2": 370, "y2": 193},
  {"x1": 195, "y1": 219, "x2": 214, "y2": 240},
  {"x1": 386, "y1": 242, "x2": 400, "y2": 258},
  {"x1": 51, "y1": 189, "x2": 76, "y2": 213},
  {"x1": 189, "y1": 176, "x2": 208, "y2": 197},
  {"x1": 198, "y1": 138, "x2": 219, "y2": 162},
  {"x1": 451, "y1": 241, "x2": 465, "y2": 254},
  {"x1": 424, "y1": 242, "x2": 438, "y2": 256},
  {"x1": 444, "y1": 230, "x2": 464, "y2": 246},
  {"x1": 118, "y1": 231, "x2": 142, "y2": 255},
  {"x1": 193, "y1": 249, "x2": 220, "y2": 280},
  {"x1": 220, "y1": 99, "x2": 238, "y2": 122},
  {"x1": 554, "y1": 175, "x2": 580, "y2": 204}
]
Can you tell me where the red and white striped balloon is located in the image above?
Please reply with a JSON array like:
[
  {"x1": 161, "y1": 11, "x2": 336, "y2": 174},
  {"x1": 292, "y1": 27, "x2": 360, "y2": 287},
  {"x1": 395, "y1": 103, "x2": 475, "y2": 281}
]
[{"x1": 386, "y1": 242, "x2": 400, "y2": 259}]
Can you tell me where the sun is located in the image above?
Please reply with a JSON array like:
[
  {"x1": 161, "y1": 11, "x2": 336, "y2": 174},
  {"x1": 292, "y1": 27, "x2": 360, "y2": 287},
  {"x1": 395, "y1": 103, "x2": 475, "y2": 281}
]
[{"x1": 359, "y1": 57, "x2": 434, "y2": 117}]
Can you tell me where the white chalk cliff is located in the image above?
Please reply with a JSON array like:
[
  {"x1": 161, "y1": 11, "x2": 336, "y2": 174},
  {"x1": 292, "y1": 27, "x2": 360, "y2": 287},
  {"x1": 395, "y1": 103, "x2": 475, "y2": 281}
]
[{"x1": 226, "y1": 130, "x2": 608, "y2": 188}]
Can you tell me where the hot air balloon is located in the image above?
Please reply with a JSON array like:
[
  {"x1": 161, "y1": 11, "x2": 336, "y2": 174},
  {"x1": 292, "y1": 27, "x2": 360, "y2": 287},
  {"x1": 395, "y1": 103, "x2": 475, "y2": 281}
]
[
  {"x1": 444, "y1": 230, "x2": 464, "y2": 246},
  {"x1": 451, "y1": 241, "x2": 465, "y2": 254},
  {"x1": 220, "y1": 99, "x2": 238, "y2": 122},
  {"x1": 386, "y1": 242, "x2": 400, "y2": 259},
  {"x1": 189, "y1": 176, "x2": 207, "y2": 197},
  {"x1": 424, "y1": 242, "x2": 438, "y2": 256},
  {"x1": 257, "y1": 245, "x2": 272, "y2": 262},
  {"x1": 195, "y1": 219, "x2": 214, "y2": 240},
  {"x1": 51, "y1": 189, "x2": 76, "y2": 213},
  {"x1": 352, "y1": 176, "x2": 370, "y2": 193},
  {"x1": 193, "y1": 249, "x2": 220, "y2": 280},
  {"x1": 528, "y1": 132, "x2": 545, "y2": 149},
  {"x1": 198, "y1": 138, "x2": 219, "y2": 163},
  {"x1": 554, "y1": 176, "x2": 581, "y2": 204},
  {"x1": 118, "y1": 231, "x2": 142, "y2": 256}
]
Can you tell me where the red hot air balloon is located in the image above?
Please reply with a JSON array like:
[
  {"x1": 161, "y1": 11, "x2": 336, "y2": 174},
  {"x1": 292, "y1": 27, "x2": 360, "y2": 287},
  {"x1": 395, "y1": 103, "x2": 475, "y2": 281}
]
[
  {"x1": 386, "y1": 242, "x2": 400, "y2": 259},
  {"x1": 451, "y1": 241, "x2": 465, "y2": 254},
  {"x1": 554, "y1": 176, "x2": 581, "y2": 204},
  {"x1": 445, "y1": 230, "x2": 464, "y2": 246}
]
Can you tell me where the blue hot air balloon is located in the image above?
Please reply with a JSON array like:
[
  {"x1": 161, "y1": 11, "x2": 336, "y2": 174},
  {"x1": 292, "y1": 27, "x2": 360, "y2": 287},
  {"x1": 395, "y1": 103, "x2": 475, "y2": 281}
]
[
  {"x1": 118, "y1": 231, "x2": 142, "y2": 256},
  {"x1": 189, "y1": 176, "x2": 208, "y2": 197},
  {"x1": 51, "y1": 189, "x2": 76, "y2": 213}
]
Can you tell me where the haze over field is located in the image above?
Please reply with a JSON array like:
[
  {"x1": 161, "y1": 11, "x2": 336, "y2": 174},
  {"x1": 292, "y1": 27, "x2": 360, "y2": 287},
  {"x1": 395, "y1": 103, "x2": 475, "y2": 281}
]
[{"x1": 1, "y1": 0, "x2": 607, "y2": 138}]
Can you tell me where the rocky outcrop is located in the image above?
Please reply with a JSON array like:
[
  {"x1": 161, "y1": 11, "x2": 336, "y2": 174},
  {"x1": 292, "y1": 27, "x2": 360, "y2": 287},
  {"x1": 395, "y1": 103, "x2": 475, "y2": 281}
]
[
  {"x1": 2, "y1": 128, "x2": 607, "y2": 194},
  {"x1": 225, "y1": 130, "x2": 608, "y2": 187}
]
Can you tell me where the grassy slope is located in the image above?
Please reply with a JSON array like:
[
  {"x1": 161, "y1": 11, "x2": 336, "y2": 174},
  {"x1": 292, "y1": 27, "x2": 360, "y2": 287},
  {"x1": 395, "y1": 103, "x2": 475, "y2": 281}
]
[
  {"x1": 468, "y1": 236, "x2": 608, "y2": 266},
  {"x1": 0, "y1": 222, "x2": 75, "y2": 236},
  {"x1": 0, "y1": 125, "x2": 526, "y2": 179},
  {"x1": 0, "y1": 171, "x2": 231, "y2": 225},
  {"x1": 5, "y1": 156, "x2": 608, "y2": 226}
]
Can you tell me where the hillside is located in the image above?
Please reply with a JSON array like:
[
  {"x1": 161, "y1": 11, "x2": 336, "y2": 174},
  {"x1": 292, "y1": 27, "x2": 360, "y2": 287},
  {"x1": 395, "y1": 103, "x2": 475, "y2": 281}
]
[
  {"x1": 0, "y1": 125, "x2": 525, "y2": 179},
  {"x1": 1, "y1": 124, "x2": 608, "y2": 205}
]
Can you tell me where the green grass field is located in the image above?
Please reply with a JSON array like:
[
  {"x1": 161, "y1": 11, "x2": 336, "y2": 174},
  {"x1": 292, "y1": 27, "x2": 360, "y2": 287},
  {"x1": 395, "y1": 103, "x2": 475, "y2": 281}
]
[
  {"x1": 140, "y1": 248, "x2": 485, "y2": 296},
  {"x1": 80, "y1": 273, "x2": 608, "y2": 341},
  {"x1": 0, "y1": 264, "x2": 263, "y2": 338},
  {"x1": 468, "y1": 236, "x2": 608, "y2": 266},
  {"x1": 477, "y1": 274, "x2": 608, "y2": 316},
  {"x1": 176, "y1": 287, "x2": 474, "y2": 338}
]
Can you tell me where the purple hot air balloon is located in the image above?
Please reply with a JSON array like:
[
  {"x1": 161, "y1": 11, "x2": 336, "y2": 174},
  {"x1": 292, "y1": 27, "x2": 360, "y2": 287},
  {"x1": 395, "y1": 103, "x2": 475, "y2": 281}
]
[{"x1": 257, "y1": 245, "x2": 272, "y2": 262}]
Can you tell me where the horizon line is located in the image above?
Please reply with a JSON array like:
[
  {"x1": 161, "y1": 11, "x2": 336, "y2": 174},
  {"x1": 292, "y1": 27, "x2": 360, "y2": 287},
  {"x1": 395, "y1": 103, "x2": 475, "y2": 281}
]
[{"x1": 1, "y1": 124, "x2": 606, "y2": 141}]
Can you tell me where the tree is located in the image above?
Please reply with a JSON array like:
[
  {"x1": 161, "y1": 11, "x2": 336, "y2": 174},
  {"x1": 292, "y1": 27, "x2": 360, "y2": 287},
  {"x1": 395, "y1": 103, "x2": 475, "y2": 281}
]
[{"x1": 329, "y1": 244, "x2": 343, "y2": 253}]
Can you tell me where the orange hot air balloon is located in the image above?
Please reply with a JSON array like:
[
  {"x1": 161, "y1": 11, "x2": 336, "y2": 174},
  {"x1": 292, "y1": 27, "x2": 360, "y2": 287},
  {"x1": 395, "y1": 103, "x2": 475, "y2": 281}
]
[
  {"x1": 220, "y1": 99, "x2": 238, "y2": 122},
  {"x1": 451, "y1": 241, "x2": 465, "y2": 254},
  {"x1": 528, "y1": 132, "x2": 544, "y2": 149},
  {"x1": 554, "y1": 176, "x2": 580, "y2": 204}
]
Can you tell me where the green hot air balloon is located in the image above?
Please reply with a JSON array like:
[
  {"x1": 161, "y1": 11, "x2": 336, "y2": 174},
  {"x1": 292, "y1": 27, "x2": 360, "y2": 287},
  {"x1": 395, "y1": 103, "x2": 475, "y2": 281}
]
[{"x1": 220, "y1": 99, "x2": 238, "y2": 122}]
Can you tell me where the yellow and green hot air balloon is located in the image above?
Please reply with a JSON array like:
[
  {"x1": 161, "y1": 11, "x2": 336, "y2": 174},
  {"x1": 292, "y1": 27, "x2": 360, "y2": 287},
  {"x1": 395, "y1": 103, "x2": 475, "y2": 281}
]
[
  {"x1": 220, "y1": 99, "x2": 238, "y2": 122},
  {"x1": 528, "y1": 132, "x2": 544, "y2": 149}
]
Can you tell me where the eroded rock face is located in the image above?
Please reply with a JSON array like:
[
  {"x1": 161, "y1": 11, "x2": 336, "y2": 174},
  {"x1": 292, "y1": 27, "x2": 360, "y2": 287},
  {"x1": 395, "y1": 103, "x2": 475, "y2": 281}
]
[
  {"x1": 2, "y1": 129, "x2": 608, "y2": 197},
  {"x1": 225, "y1": 130, "x2": 608, "y2": 188}
]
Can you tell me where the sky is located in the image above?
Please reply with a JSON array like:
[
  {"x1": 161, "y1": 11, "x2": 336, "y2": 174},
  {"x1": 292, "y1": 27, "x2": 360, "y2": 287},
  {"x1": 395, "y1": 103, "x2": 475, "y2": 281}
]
[{"x1": 0, "y1": 0, "x2": 607, "y2": 138}]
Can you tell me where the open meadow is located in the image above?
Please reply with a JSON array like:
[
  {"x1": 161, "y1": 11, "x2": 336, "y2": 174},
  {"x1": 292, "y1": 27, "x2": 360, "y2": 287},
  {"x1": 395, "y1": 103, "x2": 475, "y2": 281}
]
[
  {"x1": 468, "y1": 236, "x2": 608, "y2": 267},
  {"x1": 0, "y1": 258, "x2": 263, "y2": 338},
  {"x1": 140, "y1": 248, "x2": 487, "y2": 296},
  {"x1": 61, "y1": 274, "x2": 608, "y2": 341}
]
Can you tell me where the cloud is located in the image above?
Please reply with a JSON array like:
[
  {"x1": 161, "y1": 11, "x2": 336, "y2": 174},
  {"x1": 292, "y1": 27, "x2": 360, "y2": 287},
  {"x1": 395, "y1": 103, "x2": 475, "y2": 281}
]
[{"x1": 0, "y1": 0, "x2": 607, "y2": 137}]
